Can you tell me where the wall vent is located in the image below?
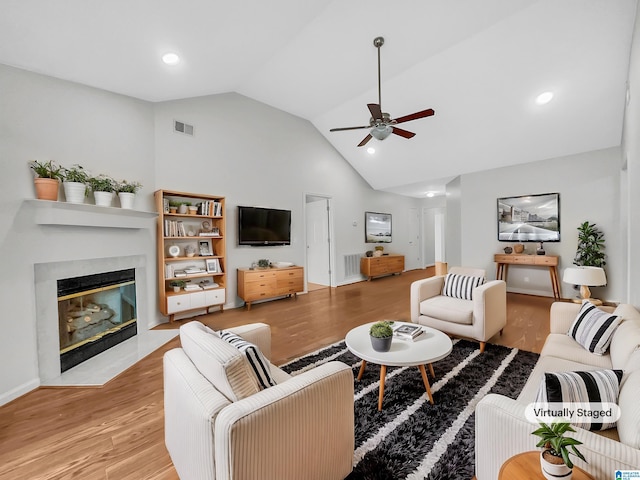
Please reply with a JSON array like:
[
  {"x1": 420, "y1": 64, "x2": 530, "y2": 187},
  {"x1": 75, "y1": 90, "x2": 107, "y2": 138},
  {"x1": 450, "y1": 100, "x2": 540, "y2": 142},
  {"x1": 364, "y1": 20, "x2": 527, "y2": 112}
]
[
  {"x1": 174, "y1": 120, "x2": 194, "y2": 136},
  {"x1": 344, "y1": 253, "x2": 362, "y2": 278}
]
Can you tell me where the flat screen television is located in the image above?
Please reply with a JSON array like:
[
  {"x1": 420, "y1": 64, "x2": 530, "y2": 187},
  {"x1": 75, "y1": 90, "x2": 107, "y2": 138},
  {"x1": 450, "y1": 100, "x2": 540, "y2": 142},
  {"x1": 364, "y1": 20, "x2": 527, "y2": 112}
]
[
  {"x1": 238, "y1": 206, "x2": 291, "y2": 246},
  {"x1": 497, "y1": 193, "x2": 560, "y2": 242}
]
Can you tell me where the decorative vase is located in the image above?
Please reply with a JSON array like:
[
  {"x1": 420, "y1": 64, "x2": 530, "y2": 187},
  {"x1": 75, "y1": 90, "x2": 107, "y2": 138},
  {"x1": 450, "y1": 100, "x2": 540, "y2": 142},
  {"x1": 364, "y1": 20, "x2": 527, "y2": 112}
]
[
  {"x1": 63, "y1": 181, "x2": 86, "y2": 204},
  {"x1": 536, "y1": 242, "x2": 545, "y2": 255},
  {"x1": 178, "y1": 204, "x2": 188, "y2": 214},
  {"x1": 118, "y1": 192, "x2": 136, "y2": 209},
  {"x1": 503, "y1": 246, "x2": 513, "y2": 254},
  {"x1": 514, "y1": 243, "x2": 525, "y2": 254},
  {"x1": 370, "y1": 335, "x2": 392, "y2": 352},
  {"x1": 373, "y1": 250, "x2": 383, "y2": 257},
  {"x1": 34, "y1": 178, "x2": 59, "y2": 201},
  {"x1": 93, "y1": 191, "x2": 113, "y2": 207},
  {"x1": 540, "y1": 450, "x2": 572, "y2": 480}
]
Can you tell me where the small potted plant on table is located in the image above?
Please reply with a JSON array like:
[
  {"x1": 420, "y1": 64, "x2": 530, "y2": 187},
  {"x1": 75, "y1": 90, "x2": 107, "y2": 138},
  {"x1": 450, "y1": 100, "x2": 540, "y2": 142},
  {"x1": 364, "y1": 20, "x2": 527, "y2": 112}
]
[
  {"x1": 29, "y1": 160, "x2": 63, "y2": 201},
  {"x1": 369, "y1": 321, "x2": 393, "y2": 352},
  {"x1": 169, "y1": 280, "x2": 186, "y2": 293},
  {"x1": 532, "y1": 422, "x2": 586, "y2": 480}
]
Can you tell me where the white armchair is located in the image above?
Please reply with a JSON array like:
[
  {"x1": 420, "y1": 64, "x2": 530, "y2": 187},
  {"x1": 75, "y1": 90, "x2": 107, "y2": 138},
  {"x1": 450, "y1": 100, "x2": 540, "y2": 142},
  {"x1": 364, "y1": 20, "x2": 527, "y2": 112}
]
[
  {"x1": 410, "y1": 266, "x2": 506, "y2": 352},
  {"x1": 164, "y1": 321, "x2": 354, "y2": 480}
]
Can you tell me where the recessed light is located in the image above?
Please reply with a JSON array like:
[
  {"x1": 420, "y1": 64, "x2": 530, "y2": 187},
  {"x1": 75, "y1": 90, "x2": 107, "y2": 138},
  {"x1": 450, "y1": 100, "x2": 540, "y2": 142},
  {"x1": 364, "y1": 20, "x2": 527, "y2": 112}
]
[
  {"x1": 426, "y1": 192, "x2": 435, "y2": 198},
  {"x1": 162, "y1": 53, "x2": 180, "y2": 65},
  {"x1": 367, "y1": 147, "x2": 376, "y2": 154},
  {"x1": 535, "y1": 91, "x2": 554, "y2": 105}
]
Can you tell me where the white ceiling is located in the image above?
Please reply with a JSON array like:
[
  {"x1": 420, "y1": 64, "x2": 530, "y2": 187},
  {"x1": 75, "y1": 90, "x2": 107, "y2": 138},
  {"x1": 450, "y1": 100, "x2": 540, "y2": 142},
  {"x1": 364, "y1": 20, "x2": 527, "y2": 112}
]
[{"x1": 1, "y1": 0, "x2": 636, "y2": 197}]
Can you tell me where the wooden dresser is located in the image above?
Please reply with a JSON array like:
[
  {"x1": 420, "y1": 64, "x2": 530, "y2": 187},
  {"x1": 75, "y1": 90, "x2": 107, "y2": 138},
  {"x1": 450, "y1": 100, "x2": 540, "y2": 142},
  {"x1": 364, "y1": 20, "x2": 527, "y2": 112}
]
[
  {"x1": 361, "y1": 254, "x2": 405, "y2": 281},
  {"x1": 237, "y1": 266, "x2": 303, "y2": 310}
]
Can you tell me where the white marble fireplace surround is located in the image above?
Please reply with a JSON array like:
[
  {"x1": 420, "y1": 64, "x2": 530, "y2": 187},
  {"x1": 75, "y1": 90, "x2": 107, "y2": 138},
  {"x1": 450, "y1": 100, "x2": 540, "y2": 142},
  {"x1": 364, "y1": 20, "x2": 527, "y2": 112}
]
[{"x1": 28, "y1": 202, "x2": 177, "y2": 387}]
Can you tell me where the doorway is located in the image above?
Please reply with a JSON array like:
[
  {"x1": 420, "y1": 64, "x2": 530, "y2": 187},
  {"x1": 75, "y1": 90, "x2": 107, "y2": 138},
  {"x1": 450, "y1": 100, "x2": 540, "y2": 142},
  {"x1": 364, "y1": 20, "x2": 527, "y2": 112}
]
[{"x1": 305, "y1": 194, "x2": 333, "y2": 291}]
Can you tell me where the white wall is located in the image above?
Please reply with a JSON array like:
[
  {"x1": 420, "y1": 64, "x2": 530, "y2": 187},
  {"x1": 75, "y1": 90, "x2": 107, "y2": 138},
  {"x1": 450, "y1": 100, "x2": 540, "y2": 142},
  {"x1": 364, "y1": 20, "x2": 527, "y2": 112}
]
[
  {"x1": 622, "y1": 4, "x2": 640, "y2": 308},
  {"x1": 153, "y1": 93, "x2": 422, "y2": 305},
  {"x1": 458, "y1": 147, "x2": 624, "y2": 302},
  {"x1": 0, "y1": 65, "x2": 157, "y2": 404}
]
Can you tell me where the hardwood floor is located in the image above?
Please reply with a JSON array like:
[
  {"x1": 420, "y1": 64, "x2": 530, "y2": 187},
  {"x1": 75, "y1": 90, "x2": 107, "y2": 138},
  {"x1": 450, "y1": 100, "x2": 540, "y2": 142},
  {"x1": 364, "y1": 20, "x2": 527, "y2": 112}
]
[{"x1": 0, "y1": 269, "x2": 553, "y2": 480}]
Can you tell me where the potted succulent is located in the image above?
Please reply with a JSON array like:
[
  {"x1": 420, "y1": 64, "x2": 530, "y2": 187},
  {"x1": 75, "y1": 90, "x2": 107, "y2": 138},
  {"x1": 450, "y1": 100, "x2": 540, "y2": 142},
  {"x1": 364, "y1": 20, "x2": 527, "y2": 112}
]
[
  {"x1": 169, "y1": 280, "x2": 186, "y2": 293},
  {"x1": 28, "y1": 160, "x2": 63, "y2": 201},
  {"x1": 369, "y1": 321, "x2": 393, "y2": 352},
  {"x1": 61, "y1": 164, "x2": 89, "y2": 204},
  {"x1": 177, "y1": 201, "x2": 191, "y2": 214},
  {"x1": 532, "y1": 422, "x2": 586, "y2": 480},
  {"x1": 87, "y1": 174, "x2": 116, "y2": 207},
  {"x1": 115, "y1": 180, "x2": 142, "y2": 209},
  {"x1": 168, "y1": 200, "x2": 181, "y2": 214}
]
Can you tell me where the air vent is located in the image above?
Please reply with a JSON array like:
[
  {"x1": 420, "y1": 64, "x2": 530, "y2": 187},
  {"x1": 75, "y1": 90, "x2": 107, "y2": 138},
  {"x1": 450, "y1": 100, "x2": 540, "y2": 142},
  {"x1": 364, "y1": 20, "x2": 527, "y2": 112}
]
[{"x1": 174, "y1": 120, "x2": 194, "y2": 136}]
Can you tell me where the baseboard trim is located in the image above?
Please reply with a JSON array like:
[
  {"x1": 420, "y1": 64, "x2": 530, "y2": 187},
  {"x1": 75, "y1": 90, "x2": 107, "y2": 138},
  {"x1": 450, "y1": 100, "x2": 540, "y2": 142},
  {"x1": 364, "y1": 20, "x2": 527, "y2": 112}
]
[{"x1": 0, "y1": 378, "x2": 40, "y2": 407}]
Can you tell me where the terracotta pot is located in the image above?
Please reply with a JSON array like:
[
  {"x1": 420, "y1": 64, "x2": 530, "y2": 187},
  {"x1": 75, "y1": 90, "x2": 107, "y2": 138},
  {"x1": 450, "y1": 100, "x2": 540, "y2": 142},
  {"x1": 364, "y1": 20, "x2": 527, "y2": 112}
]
[
  {"x1": 540, "y1": 450, "x2": 572, "y2": 480},
  {"x1": 34, "y1": 178, "x2": 59, "y2": 201}
]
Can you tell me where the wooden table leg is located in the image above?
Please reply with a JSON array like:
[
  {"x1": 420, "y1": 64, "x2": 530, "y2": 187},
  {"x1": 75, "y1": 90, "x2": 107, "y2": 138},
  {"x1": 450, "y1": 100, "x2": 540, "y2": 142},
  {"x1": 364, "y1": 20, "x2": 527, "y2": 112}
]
[
  {"x1": 549, "y1": 266, "x2": 561, "y2": 299},
  {"x1": 357, "y1": 360, "x2": 367, "y2": 381},
  {"x1": 418, "y1": 364, "x2": 435, "y2": 404},
  {"x1": 428, "y1": 363, "x2": 435, "y2": 379},
  {"x1": 377, "y1": 365, "x2": 387, "y2": 411}
]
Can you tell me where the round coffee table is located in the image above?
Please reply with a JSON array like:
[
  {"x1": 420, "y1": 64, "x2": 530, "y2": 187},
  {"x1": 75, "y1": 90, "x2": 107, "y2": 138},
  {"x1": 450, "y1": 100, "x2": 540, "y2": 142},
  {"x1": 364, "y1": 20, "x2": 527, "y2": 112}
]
[{"x1": 345, "y1": 321, "x2": 453, "y2": 410}]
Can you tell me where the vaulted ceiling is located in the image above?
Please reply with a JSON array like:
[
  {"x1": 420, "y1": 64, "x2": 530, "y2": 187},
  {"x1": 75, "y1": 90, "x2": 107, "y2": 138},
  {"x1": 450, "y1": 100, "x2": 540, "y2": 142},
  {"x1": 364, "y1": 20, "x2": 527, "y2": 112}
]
[{"x1": 1, "y1": 0, "x2": 636, "y2": 197}]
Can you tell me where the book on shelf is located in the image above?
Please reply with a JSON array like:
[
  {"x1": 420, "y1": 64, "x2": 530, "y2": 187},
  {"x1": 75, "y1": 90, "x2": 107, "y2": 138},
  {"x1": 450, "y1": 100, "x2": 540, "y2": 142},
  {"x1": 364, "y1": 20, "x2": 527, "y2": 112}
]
[
  {"x1": 198, "y1": 280, "x2": 220, "y2": 290},
  {"x1": 164, "y1": 219, "x2": 187, "y2": 237},
  {"x1": 393, "y1": 323, "x2": 423, "y2": 340},
  {"x1": 197, "y1": 201, "x2": 223, "y2": 217}
]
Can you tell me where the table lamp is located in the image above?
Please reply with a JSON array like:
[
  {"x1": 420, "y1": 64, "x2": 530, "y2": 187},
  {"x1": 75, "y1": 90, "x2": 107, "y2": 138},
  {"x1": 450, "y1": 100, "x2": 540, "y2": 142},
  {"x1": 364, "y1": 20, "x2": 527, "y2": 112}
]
[{"x1": 562, "y1": 266, "x2": 607, "y2": 306}]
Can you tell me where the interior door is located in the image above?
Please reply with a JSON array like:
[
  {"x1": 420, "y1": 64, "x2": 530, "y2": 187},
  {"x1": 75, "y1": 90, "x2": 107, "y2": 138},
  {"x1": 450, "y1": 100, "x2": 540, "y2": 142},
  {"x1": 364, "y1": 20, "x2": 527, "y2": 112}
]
[
  {"x1": 306, "y1": 197, "x2": 331, "y2": 286},
  {"x1": 406, "y1": 207, "x2": 421, "y2": 270}
]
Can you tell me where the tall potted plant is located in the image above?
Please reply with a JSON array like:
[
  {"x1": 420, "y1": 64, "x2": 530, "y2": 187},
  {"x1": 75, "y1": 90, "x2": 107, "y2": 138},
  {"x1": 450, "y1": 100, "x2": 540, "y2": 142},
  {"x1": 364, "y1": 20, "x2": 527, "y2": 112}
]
[
  {"x1": 532, "y1": 422, "x2": 586, "y2": 480},
  {"x1": 87, "y1": 174, "x2": 116, "y2": 207},
  {"x1": 61, "y1": 164, "x2": 89, "y2": 204},
  {"x1": 573, "y1": 221, "x2": 606, "y2": 267},
  {"x1": 115, "y1": 180, "x2": 142, "y2": 209},
  {"x1": 28, "y1": 160, "x2": 62, "y2": 201}
]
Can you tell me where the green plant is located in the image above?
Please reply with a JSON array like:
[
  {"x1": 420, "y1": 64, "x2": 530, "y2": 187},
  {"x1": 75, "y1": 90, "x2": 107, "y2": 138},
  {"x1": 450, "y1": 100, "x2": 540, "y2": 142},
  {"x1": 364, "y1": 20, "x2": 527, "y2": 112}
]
[
  {"x1": 169, "y1": 280, "x2": 186, "y2": 288},
  {"x1": 369, "y1": 321, "x2": 393, "y2": 338},
  {"x1": 116, "y1": 180, "x2": 142, "y2": 193},
  {"x1": 531, "y1": 422, "x2": 586, "y2": 469},
  {"x1": 61, "y1": 164, "x2": 89, "y2": 183},
  {"x1": 257, "y1": 259, "x2": 270, "y2": 268},
  {"x1": 29, "y1": 160, "x2": 63, "y2": 179},
  {"x1": 169, "y1": 200, "x2": 182, "y2": 207},
  {"x1": 573, "y1": 221, "x2": 606, "y2": 267},
  {"x1": 87, "y1": 175, "x2": 115, "y2": 192}
]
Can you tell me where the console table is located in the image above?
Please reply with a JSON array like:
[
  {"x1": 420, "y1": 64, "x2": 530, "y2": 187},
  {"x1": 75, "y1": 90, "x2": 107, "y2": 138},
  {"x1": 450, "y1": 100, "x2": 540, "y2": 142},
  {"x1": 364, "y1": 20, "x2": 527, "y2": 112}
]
[{"x1": 494, "y1": 254, "x2": 561, "y2": 299}]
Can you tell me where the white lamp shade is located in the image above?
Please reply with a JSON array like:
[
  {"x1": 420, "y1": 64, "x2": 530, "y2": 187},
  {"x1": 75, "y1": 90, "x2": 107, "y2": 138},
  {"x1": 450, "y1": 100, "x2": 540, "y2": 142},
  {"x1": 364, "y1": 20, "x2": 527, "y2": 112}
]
[{"x1": 563, "y1": 266, "x2": 607, "y2": 286}]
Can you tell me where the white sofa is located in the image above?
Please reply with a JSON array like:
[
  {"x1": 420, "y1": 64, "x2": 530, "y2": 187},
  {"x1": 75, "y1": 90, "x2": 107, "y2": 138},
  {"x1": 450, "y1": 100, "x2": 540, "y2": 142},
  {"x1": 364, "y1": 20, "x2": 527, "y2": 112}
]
[
  {"x1": 410, "y1": 266, "x2": 507, "y2": 352},
  {"x1": 475, "y1": 302, "x2": 640, "y2": 479},
  {"x1": 164, "y1": 321, "x2": 354, "y2": 480}
]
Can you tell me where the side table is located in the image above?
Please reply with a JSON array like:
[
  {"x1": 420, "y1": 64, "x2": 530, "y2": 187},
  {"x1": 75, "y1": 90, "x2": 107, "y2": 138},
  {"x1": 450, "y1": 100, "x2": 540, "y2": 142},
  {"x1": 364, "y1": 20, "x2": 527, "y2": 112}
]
[{"x1": 499, "y1": 451, "x2": 594, "y2": 480}]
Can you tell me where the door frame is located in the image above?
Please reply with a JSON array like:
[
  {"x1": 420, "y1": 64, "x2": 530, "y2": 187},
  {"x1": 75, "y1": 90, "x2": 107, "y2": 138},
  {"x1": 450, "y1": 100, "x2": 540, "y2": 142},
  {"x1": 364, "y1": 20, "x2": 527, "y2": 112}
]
[{"x1": 303, "y1": 192, "x2": 335, "y2": 288}]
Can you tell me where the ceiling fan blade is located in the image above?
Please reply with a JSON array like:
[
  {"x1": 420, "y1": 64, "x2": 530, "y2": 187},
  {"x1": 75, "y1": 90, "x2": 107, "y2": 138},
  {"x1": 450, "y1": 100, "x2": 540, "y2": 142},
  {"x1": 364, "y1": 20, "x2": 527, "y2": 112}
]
[
  {"x1": 330, "y1": 125, "x2": 370, "y2": 132},
  {"x1": 357, "y1": 134, "x2": 373, "y2": 147},
  {"x1": 391, "y1": 127, "x2": 415, "y2": 139},
  {"x1": 394, "y1": 108, "x2": 435, "y2": 124},
  {"x1": 367, "y1": 103, "x2": 383, "y2": 121}
]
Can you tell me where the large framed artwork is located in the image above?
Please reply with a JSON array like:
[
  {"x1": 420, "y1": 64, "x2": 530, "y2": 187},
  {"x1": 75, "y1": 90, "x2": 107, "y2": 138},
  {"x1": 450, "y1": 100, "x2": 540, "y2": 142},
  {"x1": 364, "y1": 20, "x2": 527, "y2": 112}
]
[
  {"x1": 497, "y1": 192, "x2": 560, "y2": 242},
  {"x1": 365, "y1": 211, "x2": 392, "y2": 243}
]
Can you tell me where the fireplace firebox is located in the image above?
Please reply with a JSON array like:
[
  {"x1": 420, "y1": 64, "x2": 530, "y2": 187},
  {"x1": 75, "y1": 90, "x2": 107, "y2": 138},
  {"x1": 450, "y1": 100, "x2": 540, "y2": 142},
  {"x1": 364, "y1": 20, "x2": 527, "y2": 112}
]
[{"x1": 58, "y1": 268, "x2": 137, "y2": 372}]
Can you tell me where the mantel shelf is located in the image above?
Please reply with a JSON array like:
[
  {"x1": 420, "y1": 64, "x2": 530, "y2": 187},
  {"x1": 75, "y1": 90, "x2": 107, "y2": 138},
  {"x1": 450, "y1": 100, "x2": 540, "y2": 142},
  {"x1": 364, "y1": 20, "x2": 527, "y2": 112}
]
[{"x1": 25, "y1": 199, "x2": 158, "y2": 229}]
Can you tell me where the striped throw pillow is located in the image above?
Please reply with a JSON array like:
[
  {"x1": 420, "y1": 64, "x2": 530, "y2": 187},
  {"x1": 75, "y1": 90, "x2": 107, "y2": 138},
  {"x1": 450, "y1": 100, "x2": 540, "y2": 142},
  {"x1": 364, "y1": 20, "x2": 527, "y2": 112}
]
[
  {"x1": 535, "y1": 369, "x2": 623, "y2": 431},
  {"x1": 218, "y1": 330, "x2": 276, "y2": 390},
  {"x1": 442, "y1": 273, "x2": 485, "y2": 300},
  {"x1": 568, "y1": 300, "x2": 621, "y2": 355}
]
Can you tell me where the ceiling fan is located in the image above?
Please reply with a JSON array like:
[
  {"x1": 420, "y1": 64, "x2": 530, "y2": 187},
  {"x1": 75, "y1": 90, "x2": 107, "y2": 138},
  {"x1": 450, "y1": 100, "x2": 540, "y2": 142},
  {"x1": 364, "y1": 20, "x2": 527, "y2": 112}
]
[{"x1": 330, "y1": 36, "x2": 435, "y2": 147}]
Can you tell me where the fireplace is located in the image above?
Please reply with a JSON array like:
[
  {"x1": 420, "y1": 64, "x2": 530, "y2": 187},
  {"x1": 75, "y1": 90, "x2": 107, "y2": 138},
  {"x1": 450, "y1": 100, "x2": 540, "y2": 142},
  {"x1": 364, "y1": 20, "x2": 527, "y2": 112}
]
[{"x1": 57, "y1": 269, "x2": 137, "y2": 372}]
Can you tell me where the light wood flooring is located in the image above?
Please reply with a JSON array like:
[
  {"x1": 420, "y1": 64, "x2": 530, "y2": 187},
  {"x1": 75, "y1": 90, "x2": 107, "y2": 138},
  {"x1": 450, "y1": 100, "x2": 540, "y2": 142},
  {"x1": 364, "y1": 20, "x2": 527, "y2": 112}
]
[{"x1": 0, "y1": 269, "x2": 554, "y2": 480}]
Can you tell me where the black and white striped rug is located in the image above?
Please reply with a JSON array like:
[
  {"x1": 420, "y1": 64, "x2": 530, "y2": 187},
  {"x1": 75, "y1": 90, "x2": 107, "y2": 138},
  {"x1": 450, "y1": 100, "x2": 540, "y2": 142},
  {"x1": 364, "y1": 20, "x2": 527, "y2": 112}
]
[{"x1": 281, "y1": 339, "x2": 538, "y2": 479}]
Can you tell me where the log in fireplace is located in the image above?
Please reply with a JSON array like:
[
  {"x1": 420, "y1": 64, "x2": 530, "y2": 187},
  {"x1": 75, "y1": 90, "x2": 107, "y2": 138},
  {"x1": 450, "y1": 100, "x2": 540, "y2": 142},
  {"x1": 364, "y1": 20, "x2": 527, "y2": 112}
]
[{"x1": 57, "y1": 268, "x2": 137, "y2": 372}]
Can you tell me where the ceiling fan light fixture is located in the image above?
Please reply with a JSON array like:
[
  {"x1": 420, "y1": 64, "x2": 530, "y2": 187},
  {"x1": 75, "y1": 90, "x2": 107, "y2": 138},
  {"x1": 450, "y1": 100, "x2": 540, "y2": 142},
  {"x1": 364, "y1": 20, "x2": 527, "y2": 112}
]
[{"x1": 370, "y1": 125, "x2": 392, "y2": 141}]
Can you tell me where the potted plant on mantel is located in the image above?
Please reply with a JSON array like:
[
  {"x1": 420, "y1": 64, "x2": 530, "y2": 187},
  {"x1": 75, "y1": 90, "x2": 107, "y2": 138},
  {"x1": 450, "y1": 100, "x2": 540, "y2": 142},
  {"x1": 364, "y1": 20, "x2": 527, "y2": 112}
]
[
  {"x1": 532, "y1": 422, "x2": 586, "y2": 480},
  {"x1": 115, "y1": 180, "x2": 142, "y2": 210},
  {"x1": 369, "y1": 321, "x2": 393, "y2": 352},
  {"x1": 87, "y1": 174, "x2": 116, "y2": 207},
  {"x1": 28, "y1": 160, "x2": 63, "y2": 201},
  {"x1": 61, "y1": 164, "x2": 89, "y2": 204}
]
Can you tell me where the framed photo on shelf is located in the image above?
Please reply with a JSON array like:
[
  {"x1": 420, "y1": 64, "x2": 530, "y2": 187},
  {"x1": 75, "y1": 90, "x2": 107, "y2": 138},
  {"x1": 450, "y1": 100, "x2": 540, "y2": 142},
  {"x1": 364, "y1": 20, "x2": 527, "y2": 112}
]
[
  {"x1": 205, "y1": 258, "x2": 220, "y2": 273},
  {"x1": 198, "y1": 239, "x2": 213, "y2": 256}
]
